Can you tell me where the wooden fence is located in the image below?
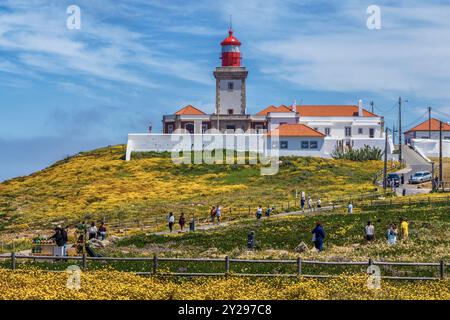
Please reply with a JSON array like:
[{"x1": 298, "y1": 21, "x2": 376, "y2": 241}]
[{"x1": 3, "y1": 253, "x2": 448, "y2": 281}]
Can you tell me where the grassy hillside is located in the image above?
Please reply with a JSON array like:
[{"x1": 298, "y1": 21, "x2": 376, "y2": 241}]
[{"x1": 0, "y1": 145, "x2": 383, "y2": 232}]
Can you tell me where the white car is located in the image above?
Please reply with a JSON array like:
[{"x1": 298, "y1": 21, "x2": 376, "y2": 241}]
[{"x1": 409, "y1": 171, "x2": 432, "y2": 184}]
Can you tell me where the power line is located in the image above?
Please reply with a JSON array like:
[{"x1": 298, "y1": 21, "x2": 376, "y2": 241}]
[
  {"x1": 433, "y1": 109, "x2": 450, "y2": 119},
  {"x1": 402, "y1": 110, "x2": 429, "y2": 130},
  {"x1": 374, "y1": 102, "x2": 398, "y2": 114}
]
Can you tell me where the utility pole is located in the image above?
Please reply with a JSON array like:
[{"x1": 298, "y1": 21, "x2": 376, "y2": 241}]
[
  {"x1": 439, "y1": 120, "x2": 443, "y2": 185},
  {"x1": 383, "y1": 127, "x2": 389, "y2": 190},
  {"x1": 392, "y1": 124, "x2": 397, "y2": 145},
  {"x1": 428, "y1": 106, "x2": 432, "y2": 139},
  {"x1": 370, "y1": 101, "x2": 374, "y2": 114},
  {"x1": 398, "y1": 97, "x2": 403, "y2": 163}
]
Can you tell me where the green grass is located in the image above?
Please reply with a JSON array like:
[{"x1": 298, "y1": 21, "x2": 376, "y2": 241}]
[{"x1": 115, "y1": 205, "x2": 450, "y2": 263}]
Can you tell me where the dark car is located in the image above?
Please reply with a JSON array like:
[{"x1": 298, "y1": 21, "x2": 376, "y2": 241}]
[{"x1": 387, "y1": 173, "x2": 400, "y2": 187}]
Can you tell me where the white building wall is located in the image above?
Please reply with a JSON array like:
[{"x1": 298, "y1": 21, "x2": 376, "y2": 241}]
[
  {"x1": 411, "y1": 138, "x2": 450, "y2": 158},
  {"x1": 406, "y1": 131, "x2": 450, "y2": 140},
  {"x1": 219, "y1": 79, "x2": 242, "y2": 115},
  {"x1": 298, "y1": 117, "x2": 382, "y2": 139},
  {"x1": 267, "y1": 113, "x2": 298, "y2": 131},
  {"x1": 126, "y1": 133, "x2": 394, "y2": 161}
]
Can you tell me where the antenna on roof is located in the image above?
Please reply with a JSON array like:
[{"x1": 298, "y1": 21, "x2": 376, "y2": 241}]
[{"x1": 229, "y1": 14, "x2": 233, "y2": 31}]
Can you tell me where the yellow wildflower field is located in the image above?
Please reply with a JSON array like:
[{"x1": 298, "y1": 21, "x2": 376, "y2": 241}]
[
  {"x1": 0, "y1": 269, "x2": 448, "y2": 300},
  {"x1": 0, "y1": 145, "x2": 383, "y2": 231}
]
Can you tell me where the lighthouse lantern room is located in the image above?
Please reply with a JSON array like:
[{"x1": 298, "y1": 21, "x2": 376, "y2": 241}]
[{"x1": 214, "y1": 28, "x2": 248, "y2": 117}]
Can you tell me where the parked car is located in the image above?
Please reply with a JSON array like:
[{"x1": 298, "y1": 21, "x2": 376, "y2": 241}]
[
  {"x1": 409, "y1": 171, "x2": 432, "y2": 184},
  {"x1": 387, "y1": 173, "x2": 400, "y2": 187}
]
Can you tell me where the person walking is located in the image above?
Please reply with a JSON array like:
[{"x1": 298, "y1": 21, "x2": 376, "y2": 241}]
[
  {"x1": 168, "y1": 212, "x2": 175, "y2": 232},
  {"x1": 387, "y1": 223, "x2": 397, "y2": 245},
  {"x1": 61, "y1": 226, "x2": 68, "y2": 256},
  {"x1": 256, "y1": 205, "x2": 263, "y2": 220},
  {"x1": 365, "y1": 221, "x2": 375, "y2": 243},
  {"x1": 215, "y1": 205, "x2": 221, "y2": 224},
  {"x1": 307, "y1": 196, "x2": 313, "y2": 211},
  {"x1": 400, "y1": 218, "x2": 409, "y2": 240},
  {"x1": 265, "y1": 206, "x2": 271, "y2": 217},
  {"x1": 316, "y1": 198, "x2": 322, "y2": 209},
  {"x1": 348, "y1": 202, "x2": 353, "y2": 214},
  {"x1": 210, "y1": 206, "x2": 216, "y2": 224},
  {"x1": 311, "y1": 221, "x2": 326, "y2": 252},
  {"x1": 300, "y1": 197, "x2": 306, "y2": 211},
  {"x1": 179, "y1": 213, "x2": 186, "y2": 231},
  {"x1": 98, "y1": 222, "x2": 107, "y2": 240},
  {"x1": 88, "y1": 222, "x2": 97, "y2": 240}
]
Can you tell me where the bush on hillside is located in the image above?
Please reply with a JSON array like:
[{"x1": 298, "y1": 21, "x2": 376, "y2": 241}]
[{"x1": 331, "y1": 145, "x2": 383, "y2": 161}]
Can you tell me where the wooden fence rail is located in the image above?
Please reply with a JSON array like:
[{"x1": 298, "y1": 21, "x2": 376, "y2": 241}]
[{"x1": 3, "y1": 253, "x2": 448, "y2": 281}]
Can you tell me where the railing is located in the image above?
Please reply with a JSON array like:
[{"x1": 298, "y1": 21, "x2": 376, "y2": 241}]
[{"x1": 2, "y1": 253, "x2": 448, "y2": 281}]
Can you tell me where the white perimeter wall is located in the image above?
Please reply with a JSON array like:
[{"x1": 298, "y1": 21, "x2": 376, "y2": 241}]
[
  {"x1": 126, "y1": 134, "x2": 394, "y2": 161},
  {"x1": 412, "y1": 138, "x2": 450, "y2": 158}
]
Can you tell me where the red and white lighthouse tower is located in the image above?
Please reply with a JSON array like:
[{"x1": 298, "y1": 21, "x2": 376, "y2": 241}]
[
  {"x1": 213, "y1": 28, "x2": 248, "y2": 120},
  {"x1": 220, "y1": 29, "x2": 242, "y2": 67}
]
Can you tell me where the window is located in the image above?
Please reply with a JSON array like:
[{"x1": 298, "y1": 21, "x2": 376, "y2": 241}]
[
  {"x1": 345, "y1": 127, "x2": 352, "y2": 137},
  {"x1": 227, "y1": 82, "x2": 234, "y2": 90},
  {"x1": 167, "y1": 124, "x2": 174, "y2": 134},
  {"x1": 280, "y1": 141, "x2": 288, "y2": 149},
  {"x1": 369, "y1": 128, "x2": 375, "y2": 138},
  {"x1": 228, "y1": 109, "x2": 234, "y2": 115},
  {"x1": 358, "y1": 128, "x2": 363, "y2": 135},
  {"x1": 185, "y1": 123, "x2": 194, "y2": 134},
  {"x1": 226, "y1": 125, "x2": 235, "y2": 133},
  {"x1": 325, "y1": 128, "x2": 331, "y2": 136},
  {"x1": 202, "y1": 124, "x2": 208, "y2": 133},
  {"x1": 309, "y1": 141, "x2": 318, "y2": 149},
  {"x1": 301, "y1": 141, "x2": 309, "y2": 149},
  {"x1": 314, "y1": 128, "x2": 319, "y2": 131},
  {"x1": 444, "y1": 136, "x2": 450, "y2": 140}
]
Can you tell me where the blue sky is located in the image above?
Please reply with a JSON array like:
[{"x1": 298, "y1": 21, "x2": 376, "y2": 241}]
[{"x1": 1, "y1": 0, "x2": 450, "y2": 181}]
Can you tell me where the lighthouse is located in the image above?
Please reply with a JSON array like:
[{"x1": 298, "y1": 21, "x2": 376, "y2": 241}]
[{"x1": 213, "y1": 28, "x2": 248, "y2": 119}]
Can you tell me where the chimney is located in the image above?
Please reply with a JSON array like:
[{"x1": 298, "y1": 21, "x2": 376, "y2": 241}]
[{"x1": 358, "y1": 99, "x2": 363, "y2": 117}]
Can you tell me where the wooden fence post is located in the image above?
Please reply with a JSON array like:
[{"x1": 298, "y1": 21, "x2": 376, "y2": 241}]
[
  {"x1": 11, "y1": 252, "x2": 16, "y2": 270},
  {"x1": 297, "y1": 257, "x2": 302, "y2": 276},
  {"x1": 82, "y1": 253, "x2": 87, "y2": 271},
  {"x1": 440, "y1": 260, "x2": 445, "y2": 279},
  {"x1": 225, "y1": 256, "x2": 230, "y2": 274},
  {"x1": 153, "y1": 255, "x2": 158, "y2": 274}
]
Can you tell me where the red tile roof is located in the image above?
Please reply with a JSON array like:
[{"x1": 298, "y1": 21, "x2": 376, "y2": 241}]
[
  {"x1": 405, "y1": 118, "x2": 450, "y2": 133},
  {"x1": 174, "y1": 105, "x2": 206, "y2": 115},
  {"x1": 294, "y1": 105, "x2": 378, "y2": 117},
  {"x1": 268, "y1": 123, "x2": 325, "y2": 137},
  {"x1": 256, "y1": 105, "x2": 293, "y2": 116}
]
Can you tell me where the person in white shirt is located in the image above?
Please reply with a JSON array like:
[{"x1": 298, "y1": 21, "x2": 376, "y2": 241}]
[
  {"x1": 365, "y1": 221, "x2": 375, "y2": 243},
  {"x1": 348, "y1": 203, "x2": 353, "y2": 214},
  {"x1": 316, "y1": 198, "x2": 321, "y2": 209},
  {"x1": 88, "y1": 222, "x2": 98, "y2": 240},
  {"x1": 168, "y1": 212, "x2": 175, "y2": 232}
]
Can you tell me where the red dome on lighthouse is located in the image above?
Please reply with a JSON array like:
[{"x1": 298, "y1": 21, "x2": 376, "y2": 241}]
[
  {"x1": 221, "y1": 30, "x2": 241, "y2": 46},
  {"x1": 220, "y1": 29, "x2": 242, "y2": 67}
]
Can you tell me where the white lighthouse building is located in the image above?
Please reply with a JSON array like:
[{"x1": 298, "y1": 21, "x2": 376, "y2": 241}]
[{"x1": 126, "y1": 27, "x2": 392, "y2": 160}]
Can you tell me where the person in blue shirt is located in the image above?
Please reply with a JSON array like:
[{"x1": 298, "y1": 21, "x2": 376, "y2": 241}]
[
  {"x1": 312, "y1": 221, "x2": 326, "y2": 252},
  {"x1": 265, "y1": 206, "x2": 271, "y2": 217}
]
